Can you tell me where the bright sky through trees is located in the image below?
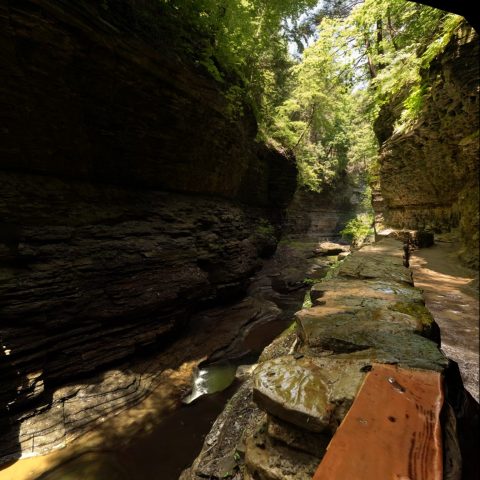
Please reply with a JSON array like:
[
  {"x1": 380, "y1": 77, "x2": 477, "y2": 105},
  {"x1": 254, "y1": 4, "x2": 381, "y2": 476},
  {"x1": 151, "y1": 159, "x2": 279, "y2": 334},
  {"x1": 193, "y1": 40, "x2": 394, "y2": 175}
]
[{"x1": 160, "y1": 0, "x2": 464, "y2": 193}]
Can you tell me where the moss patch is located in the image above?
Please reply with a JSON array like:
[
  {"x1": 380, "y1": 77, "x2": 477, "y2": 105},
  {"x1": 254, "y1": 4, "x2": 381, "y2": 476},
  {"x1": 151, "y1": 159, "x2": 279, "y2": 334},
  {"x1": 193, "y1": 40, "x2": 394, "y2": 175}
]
[{"x1": 388, "y1": 301, "x2": 434, "y2": 332}]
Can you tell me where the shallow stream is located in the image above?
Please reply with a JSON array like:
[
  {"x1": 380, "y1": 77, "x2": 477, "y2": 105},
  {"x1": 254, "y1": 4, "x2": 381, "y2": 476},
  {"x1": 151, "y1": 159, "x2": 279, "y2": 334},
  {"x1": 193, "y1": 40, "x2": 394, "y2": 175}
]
[{"x1": 0, "y1": 239, "x2": 335, "y2": 480}]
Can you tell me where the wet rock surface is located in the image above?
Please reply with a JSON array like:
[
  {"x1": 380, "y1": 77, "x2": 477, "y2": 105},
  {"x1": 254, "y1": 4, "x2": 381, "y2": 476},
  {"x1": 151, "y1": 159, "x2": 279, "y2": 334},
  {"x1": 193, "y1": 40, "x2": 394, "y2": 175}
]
[
  {"x1": 185, "y1": 238, "x2": 461, "y2": 479},
  {"x1": 0, "y1": 0, "x2": 300, "y2": 466},
  {"x1": 252, "y1": 355, "x2": 366, "y2": 433}
]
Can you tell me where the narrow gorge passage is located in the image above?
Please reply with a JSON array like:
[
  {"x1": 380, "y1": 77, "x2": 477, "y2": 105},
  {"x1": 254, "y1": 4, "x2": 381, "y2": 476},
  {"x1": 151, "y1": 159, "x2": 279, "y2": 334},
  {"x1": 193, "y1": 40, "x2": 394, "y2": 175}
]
[
  {"x1": 0, "y1": 233, "x2": 341, "y2": 480},
  {"x1": 0, "y1": 1, "x2": 478, "y2": 480}
]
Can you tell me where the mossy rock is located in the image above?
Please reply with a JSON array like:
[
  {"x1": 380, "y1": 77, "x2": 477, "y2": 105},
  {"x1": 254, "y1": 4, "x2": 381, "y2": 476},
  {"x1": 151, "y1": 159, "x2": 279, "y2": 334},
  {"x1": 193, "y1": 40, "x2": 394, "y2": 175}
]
[{"x1": 388, "y1": 301, "x2": 439, "y2": 343}]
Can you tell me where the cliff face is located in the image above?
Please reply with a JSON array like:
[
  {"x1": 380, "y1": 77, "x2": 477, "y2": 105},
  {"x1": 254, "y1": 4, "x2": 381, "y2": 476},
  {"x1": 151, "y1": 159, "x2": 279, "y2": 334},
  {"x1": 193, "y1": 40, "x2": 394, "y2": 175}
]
[
  {"x1": 0, "y1": 0, "x2": 295, "y2": 205},
  {"x1": 285, "y1": 176, "x2": 368, "y2": 240},
  {"x1": 374, "y1": 26, "x2": 479, "y2": 267},
  {"x1": 0, "y1": 0, "x2": 296, "y2": 444}
]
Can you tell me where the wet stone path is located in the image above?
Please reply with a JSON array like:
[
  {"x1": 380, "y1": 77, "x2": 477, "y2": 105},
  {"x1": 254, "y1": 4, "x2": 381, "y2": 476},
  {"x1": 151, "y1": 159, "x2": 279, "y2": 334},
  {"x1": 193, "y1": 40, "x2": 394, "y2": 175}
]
[{"x1": 184, "y1": 237, "x2": 450, "y2": 480}]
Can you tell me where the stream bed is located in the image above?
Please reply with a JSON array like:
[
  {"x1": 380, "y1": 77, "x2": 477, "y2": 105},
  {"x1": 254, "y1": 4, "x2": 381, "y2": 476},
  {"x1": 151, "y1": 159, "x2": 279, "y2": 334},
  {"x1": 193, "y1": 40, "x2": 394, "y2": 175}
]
[
  {"x1": 32, "y1": 316, "x2": 297, "y2": 480},
  {"x1": 0, "y1": 237, "x2": 334, "y2": 480}
]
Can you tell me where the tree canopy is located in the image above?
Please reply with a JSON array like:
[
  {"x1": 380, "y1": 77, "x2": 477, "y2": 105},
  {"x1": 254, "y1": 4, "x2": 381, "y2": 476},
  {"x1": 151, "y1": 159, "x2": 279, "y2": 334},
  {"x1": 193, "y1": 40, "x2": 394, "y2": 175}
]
[{"x1": 157, "y1": 0, "x2": 464, "y2": 192}]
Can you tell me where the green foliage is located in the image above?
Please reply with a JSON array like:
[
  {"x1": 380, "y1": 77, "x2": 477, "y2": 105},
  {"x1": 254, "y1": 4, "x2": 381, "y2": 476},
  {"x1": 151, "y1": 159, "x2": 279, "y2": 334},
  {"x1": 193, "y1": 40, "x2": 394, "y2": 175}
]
[
  {"x1": 270, "y1": 0, "x2": 464, "y2": 191},
  {"x1": 340, "y1": 184, "x2": 374, "y2": 246},
  {"x1": 397, "y1": 83, "x2": 427, "y2": 129},
  {"x1": 224, "y1": 85, "x2": 245, "y2": 120},
  {"x1": 152, "y1": 0, "x2": 464, "y2": 193},
  {"x1": 266, "y1": 17, "x2": 378, "y2": 192},
  {"x1": 302, "y1": 290, "x2": 312, "y2": 308},
  {"x1": 255, "y1": 219, "x2": 275, "y2": 237},
  {"x1": 158, "y1": 0, "x2": 318, "y2": 123},
  {"x1": 323, "y1": 258, "x2": 343, "y2": 280},
  {"x1": 340, "y1": 212, "x2": 374, "y2": 246},
  {"x1": 343, "y1": 0, "x2": 463, "y2": 130}
]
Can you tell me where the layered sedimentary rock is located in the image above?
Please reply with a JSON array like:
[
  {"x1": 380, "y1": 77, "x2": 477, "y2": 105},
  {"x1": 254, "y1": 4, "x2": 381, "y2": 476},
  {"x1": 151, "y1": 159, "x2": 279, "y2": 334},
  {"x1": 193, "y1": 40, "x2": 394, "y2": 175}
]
[
  {"x1": 0, "y1": 0, "x2": 297, "y2": 463},
  {"x1": 285, "y1": 177, "x2": 366, "y2": 239},
  {"x1": 0, "y1": 1, "x2": 296, "y2": 204},
  {"x1": 184, "y1": 238, "x2": 466, "y2": 480},
  {"x1": 374, "y1": 25, "x2": 479, "y2": 267}
]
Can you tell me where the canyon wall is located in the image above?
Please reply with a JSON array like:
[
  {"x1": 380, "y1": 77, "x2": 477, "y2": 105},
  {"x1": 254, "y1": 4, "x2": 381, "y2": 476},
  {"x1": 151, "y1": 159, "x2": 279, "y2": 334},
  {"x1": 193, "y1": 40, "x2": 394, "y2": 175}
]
[
  {"x1": 373, "y1": 25, "x2": 479, "y2": 267},
  {"x1": 0, "y1": 0, "x2": 297, "y2": 454},
  {"x1": 285, "y1": 175, "x2": 369, "y2": 239}
]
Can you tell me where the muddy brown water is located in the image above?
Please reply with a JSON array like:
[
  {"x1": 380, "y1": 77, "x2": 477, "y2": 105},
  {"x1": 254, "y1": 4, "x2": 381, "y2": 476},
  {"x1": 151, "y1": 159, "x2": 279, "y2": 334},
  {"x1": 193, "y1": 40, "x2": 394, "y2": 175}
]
[
  {"x1": 0, "y1": 308, "x2": 299, "y2": 480},
  {"x1": 32, "y1": 384, "x2": 239, "y2": 480}
]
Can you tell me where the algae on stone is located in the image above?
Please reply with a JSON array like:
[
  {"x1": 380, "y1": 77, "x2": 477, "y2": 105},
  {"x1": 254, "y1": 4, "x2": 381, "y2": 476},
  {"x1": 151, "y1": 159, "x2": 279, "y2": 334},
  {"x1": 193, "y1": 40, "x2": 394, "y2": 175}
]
[{"x1": 252, "y1": 355, "x2": 367, "y2": 433}]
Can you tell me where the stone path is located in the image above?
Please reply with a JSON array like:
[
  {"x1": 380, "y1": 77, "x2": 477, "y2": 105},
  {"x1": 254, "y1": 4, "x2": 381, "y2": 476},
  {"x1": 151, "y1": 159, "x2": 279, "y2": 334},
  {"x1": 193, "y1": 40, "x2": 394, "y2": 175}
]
[
  {"x1": 184, "y1": 238, "x2": 454, "y2": 480},
  {"x1": 410, "y1": 241, "x2": 479, "y2": 402}
]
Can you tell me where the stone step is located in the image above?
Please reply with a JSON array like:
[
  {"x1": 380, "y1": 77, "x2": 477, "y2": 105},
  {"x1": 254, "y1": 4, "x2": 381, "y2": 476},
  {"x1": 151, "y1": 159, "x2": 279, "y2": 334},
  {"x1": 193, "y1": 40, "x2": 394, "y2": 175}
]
[
  {"x1": 245, "y1": 428, "x2": 320, "y2": 480},
  {"x1": 313, "y1": 363, "x2": 444, "y2": 480},
  {"x1": 267, "y1": 415, "x2": 330, "y2": 458},
  {"x1": 252, "y1": 354, "x2": 368, "y2": 433},
  {"x1": 335, "y1": 238, "x2": 413, "y2": 285}
]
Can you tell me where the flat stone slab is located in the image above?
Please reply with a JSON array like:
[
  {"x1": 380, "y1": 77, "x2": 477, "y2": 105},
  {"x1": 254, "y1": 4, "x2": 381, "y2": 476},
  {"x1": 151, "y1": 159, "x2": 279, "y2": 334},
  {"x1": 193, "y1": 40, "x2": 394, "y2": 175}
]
[
  {"x1": 310, "y1": 277, "x2": 424, "y2": 307},
  {"x1": 252, "y1": 355, "x2": 368, "y2": 433},
  {"x1": 336, "y1": 238, "x2": 412, "y2": 285},
  {"x1": 313, "y1": 363, "x2": 443, "y2": 480},
  {"x1": 296, "y1": 306, "x2": 446, "y2": 371},
  {"x1": 308, "y1": 276, "x2": 438, "y2": 338}
]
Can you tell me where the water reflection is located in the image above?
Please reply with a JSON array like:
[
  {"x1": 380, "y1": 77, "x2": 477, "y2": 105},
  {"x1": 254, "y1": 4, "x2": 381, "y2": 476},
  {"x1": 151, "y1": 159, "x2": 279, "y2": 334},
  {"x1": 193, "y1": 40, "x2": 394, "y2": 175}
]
[{"x1": 183, "y1": 361, "x2": 238, "y2": 404}]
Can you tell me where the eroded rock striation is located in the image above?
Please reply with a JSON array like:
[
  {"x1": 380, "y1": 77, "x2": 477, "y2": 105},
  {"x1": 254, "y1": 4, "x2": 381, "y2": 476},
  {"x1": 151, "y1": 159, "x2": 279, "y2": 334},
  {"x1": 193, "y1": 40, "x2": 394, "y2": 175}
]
[
  {"x1": 0, "y1": 0, "x2": 297, "y2": 464},
  {"x1": 183, "y1": 238, "x2": 467, "y2": 480},
  {"x1": 373, "y1": 25, "x2": 479, "y2": 267}
]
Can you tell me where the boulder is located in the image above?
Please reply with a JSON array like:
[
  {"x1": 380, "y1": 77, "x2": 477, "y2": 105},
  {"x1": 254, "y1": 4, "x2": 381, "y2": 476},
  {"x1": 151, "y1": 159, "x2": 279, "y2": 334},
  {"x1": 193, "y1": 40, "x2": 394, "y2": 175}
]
[{"x1": 313, "y1": 242, "x2": 350, "y2": 256}]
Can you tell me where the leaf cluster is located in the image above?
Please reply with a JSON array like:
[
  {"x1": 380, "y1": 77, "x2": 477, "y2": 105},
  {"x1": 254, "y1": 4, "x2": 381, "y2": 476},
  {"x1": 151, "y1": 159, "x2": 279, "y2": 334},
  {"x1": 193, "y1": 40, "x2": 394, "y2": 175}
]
[{"x1": 148, "y1": 1, "x2": 465, "y2": 193}]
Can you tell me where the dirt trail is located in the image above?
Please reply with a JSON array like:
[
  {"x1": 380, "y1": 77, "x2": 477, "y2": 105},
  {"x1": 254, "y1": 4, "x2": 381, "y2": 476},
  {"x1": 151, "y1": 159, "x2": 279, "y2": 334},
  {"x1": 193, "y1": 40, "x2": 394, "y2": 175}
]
[{"x1": 411, "y1": 241, "x2": 479, "y2": 402}]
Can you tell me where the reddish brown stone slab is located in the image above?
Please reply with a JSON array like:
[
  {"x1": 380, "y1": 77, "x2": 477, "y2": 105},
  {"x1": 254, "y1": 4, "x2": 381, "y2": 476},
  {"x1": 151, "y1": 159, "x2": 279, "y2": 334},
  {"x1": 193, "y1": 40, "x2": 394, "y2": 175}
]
[{"x1": 313, "y1": 363, "x2": 444, "y2": 480}]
